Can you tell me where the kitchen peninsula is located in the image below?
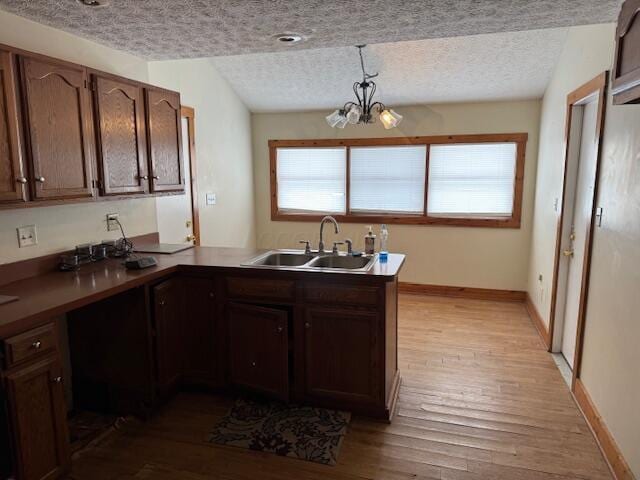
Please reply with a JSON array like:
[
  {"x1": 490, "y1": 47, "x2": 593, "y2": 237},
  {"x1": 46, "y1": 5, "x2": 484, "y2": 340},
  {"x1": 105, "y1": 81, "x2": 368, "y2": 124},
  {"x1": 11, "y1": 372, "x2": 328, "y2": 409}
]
[{"x1": 0, "y1": 243, "x2": 404, "y2": 479}]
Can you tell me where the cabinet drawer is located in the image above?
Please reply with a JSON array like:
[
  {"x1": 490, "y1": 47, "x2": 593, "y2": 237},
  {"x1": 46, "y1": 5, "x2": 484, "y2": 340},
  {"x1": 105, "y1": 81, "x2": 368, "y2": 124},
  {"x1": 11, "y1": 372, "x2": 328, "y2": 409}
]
[
  {"x1": 226, "y1": 277, "x2": 294, "y2": 301},
  {"x1": 303, "y1": 283, "x2": 380, "y2": 306},
  {"x1": 3, "y1": 323, "x2": 56, "y2": 368}
]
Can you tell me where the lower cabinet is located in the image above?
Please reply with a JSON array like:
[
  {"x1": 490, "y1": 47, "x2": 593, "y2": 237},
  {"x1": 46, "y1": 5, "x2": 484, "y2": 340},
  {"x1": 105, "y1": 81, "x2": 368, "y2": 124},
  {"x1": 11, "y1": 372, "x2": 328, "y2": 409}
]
[
  {"x1": 227, "y1": 302, "x2": 289, "y2": 401},
  {"x1": 153, "y1": 278, "x2": 185, "y2": 395},
  {"x1": 4, "y1": 356, "x2": 70, "y2": 480},
  {"x1": 302, "y1": 307, "x2": 380, "y2": 406},
  {"x1": 182, "y1": 277, "x2": 219, "y2": 386}
]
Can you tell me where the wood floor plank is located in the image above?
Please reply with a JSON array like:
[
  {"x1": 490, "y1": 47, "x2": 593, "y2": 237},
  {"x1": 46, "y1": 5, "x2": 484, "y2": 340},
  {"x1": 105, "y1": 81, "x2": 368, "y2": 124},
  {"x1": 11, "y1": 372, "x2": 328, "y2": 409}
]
[{"x1": 70, "y1": 294, "x2": 613, "y2": 480}]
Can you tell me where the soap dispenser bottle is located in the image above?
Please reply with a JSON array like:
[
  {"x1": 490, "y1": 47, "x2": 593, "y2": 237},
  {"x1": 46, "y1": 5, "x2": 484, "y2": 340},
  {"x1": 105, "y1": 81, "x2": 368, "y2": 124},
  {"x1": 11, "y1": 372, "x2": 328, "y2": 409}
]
[
  {"x1": 364, "y1": 226, "x2": 376, "y2": 255},
  {"x1": 379, "y1": 224, "x2": 389, "y2": 262}
]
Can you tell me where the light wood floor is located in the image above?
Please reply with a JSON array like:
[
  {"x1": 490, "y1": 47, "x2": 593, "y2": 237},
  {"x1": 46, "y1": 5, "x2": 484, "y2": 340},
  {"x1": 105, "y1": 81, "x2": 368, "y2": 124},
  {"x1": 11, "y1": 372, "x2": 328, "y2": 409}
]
[{"x1": 69, "y1": 294, "x2": 612, "y2": 480}]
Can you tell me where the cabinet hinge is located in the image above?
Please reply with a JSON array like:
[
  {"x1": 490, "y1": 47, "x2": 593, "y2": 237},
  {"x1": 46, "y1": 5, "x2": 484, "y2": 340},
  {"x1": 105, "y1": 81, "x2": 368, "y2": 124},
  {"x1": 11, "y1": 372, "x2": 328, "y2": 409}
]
[{"x1": 92, "y1": 179, "x2": 101, "y2": 189}]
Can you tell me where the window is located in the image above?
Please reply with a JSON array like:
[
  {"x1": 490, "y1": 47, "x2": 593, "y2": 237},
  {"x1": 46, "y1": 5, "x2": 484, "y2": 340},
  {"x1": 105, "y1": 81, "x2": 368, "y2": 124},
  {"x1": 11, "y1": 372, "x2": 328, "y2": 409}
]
[
  {"x1": 350, "y1": 146, "x2": 426, "y2": 214},
  {"x1": 270, "y1": 133, "x2": 526, "y2": 228},
  {"x1": 276, "y1": 147, "x2": 346, "y2": 214},
  {"x1": 428, "y1": 143, "x2": 517, "y2": 217}
]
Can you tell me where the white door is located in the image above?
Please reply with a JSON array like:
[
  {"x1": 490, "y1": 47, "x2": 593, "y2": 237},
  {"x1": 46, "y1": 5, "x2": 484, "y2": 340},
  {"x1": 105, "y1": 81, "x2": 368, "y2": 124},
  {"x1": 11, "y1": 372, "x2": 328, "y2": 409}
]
[
  {"x1": 156, "y1": 115, "x2": 194, "y2": 244},
  {"x1": 559, "y1": 99, "x2": 599, "y2": 369}
]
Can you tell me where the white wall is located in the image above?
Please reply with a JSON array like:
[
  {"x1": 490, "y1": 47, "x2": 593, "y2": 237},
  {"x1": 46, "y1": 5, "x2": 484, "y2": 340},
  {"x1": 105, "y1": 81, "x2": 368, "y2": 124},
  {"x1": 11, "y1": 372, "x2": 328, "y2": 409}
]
[
  {"x1": 148, "y1": 59, "x2": 256, "y2": 248},
  {"x1": 252, "y1": 101, "x2": 541, "y2": 290},
  {"x1": 0, "y1": 10, "x2": 156, "y2": 264},
  {"x1": 527, "y1": 23, "x2": 640, "y2": 476}
]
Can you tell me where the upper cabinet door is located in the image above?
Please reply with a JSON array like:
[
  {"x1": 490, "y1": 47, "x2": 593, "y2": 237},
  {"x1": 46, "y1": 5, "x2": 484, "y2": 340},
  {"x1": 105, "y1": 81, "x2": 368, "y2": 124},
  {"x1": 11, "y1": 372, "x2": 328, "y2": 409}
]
[
  {"x1": 145, "y1": 88, "x2": 184, "y2": 193},
  {"x1": 19, "y1": 56, "x2": 95, "y2": 200},
  {"x1": 92, "y1": 73, "x2": 148, "y2": 195},
  {"x1": 613, "y1": 0, "x2": 640, "y2": 104},
  {"x1": 0, "y1": 49, "x2": 27, "y2": 203}
]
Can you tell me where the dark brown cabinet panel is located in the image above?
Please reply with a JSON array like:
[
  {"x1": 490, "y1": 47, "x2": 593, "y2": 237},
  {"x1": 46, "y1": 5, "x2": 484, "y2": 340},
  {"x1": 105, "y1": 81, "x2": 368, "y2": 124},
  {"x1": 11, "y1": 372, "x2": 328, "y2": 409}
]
[
  {"x1": 613, "y1": 0, "x2": 640, "y2": 104},
  {"x1": 19, "y1": 56, "x2": 94, "y2": 200},
  {"x1": 153, "y1": 278, "x2": 184, "y2": 394},
  {"x1": 68, "y1": 288, "x2": 155, "y2": 415},
  {"x1": 302, "y1": 307, "x2": 380, "y2": 406},
  {"x1": 145, "y1": 88, "x2": 184, "y2": 193},
  {"x1": 92, "y1": 73, "x2": 148, "y2": 195},
  {"x1": 182, "y1": 277, "x2": 218, "y2": 385},
  {"x1": 227, "y1": 302, "x2": 288, "y2": 401},
  {"x1": 0, "y1": 49, "x2": 27, "y2": 203},
  {"x1": 5, "y1": 356, "x2": 70, "y2": 480}
]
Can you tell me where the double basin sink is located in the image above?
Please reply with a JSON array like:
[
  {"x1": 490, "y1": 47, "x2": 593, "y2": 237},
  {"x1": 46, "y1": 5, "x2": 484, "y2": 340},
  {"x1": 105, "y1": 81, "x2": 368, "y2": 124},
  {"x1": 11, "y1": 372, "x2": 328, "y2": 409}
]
[{"x1": 242, "y1": 249, "x2": 377, "y2": 272}]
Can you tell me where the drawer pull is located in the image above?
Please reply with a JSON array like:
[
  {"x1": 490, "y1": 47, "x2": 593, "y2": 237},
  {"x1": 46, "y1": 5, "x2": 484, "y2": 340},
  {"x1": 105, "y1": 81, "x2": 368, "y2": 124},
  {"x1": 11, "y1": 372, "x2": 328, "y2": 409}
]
[
  {"x1": 251, "y1": 361, "x2": 256, "y2": 367},
  {"x1": 32, "y1": 341, "x2": 42, "y2": 350},
  {"x1": 276, "y1": 326, "x2": 283, "y2": 333},
  {"x1": 305, "y1": 322, "x2": 311, "y2": 329},
  {"x1": 16, "y1": 177, "x2": 27, "y2": 184},
  {"x1": 52, "y1": 376, "x2": 62, "y2": 384},
  {"x1": 159, "y1": 300, "x2": 166, "y2": 306}
]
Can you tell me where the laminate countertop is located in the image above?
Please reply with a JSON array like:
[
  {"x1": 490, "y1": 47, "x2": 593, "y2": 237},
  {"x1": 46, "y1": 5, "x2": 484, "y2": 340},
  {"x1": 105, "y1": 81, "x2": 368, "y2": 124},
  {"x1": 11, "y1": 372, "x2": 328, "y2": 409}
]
[{"x1": 0, "y1": 247, "x2": 405, "y2": 338}]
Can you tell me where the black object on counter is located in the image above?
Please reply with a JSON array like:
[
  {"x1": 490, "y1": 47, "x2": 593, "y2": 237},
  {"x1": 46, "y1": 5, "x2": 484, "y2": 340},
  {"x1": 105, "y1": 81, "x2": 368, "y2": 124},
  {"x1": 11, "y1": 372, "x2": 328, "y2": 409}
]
[{"x1": 124, "y1": 256, "x2": 157, "y2": 270}]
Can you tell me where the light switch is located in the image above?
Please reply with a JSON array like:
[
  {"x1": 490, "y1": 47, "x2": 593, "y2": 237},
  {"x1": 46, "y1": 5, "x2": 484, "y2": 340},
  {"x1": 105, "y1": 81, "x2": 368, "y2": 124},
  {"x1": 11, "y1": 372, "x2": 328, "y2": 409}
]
[
  {"x1": 17, "y1": 225, "x2": 37, "y2": 248},
  {"x1": 206, "y1": 193, "x2": 217, "y2": 205}
]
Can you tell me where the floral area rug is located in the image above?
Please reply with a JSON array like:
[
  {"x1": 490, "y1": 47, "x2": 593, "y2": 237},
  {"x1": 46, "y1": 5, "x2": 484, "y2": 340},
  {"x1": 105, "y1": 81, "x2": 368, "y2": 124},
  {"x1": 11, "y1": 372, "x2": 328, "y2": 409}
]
[{"x1": 208, "y1": 398, "x2": 351, "y2": 466}]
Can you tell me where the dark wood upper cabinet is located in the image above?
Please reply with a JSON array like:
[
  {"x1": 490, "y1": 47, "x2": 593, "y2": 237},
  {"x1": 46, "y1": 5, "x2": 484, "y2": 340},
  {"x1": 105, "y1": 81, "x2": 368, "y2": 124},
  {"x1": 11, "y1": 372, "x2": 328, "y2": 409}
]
[
  {"x1": 153, "y1": 278, "x2": 185, "y2": 395},
  {"x1": 0, "y1": 48, "x2": 27, "y2": 203},
  {"x1": 4, "y1": 356, "x2": 70, "y2": 480},
  {"x1": 18, "y1": 55, "x2": 95, "y2": 200},
  {"x1": 227, "y1": 302, "x2": 289, "y2": 401},
  {"x1": 145, "y1": 87, "x2": 184, "y2": 193},
  {"x1": 302, "y1": 307, "x2": 380, "y2": 406},
  {"x1": 613, "y1": 0, "x2": 640, "y2": 104},
  {"x1": 91, "y1": 72, "x2": 148, "y2": 195}
]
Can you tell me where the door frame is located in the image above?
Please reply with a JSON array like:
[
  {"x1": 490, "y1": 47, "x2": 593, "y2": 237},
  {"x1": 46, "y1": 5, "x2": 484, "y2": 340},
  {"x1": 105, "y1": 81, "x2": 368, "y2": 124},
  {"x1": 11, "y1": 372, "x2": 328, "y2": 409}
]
[
  {"x1": 180, "y1": 105, "x2": 200, "y2": 246},
  {"x1": 547, "y1": 71, "x2": 608, "y2": 389}
]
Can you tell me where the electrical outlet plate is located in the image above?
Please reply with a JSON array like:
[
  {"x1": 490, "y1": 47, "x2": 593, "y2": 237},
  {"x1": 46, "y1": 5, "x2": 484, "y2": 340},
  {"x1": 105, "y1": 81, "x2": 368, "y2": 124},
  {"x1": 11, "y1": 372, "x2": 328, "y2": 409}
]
[
  {"x1": 17, "y1": 225, "x2": 37, "y2": 248},
  {"x1": 206, "y1": 193, "x2": 216, "y2": 205},
  {"x1": 106, "y1": 213, "x2": 119, "y2": 231}
]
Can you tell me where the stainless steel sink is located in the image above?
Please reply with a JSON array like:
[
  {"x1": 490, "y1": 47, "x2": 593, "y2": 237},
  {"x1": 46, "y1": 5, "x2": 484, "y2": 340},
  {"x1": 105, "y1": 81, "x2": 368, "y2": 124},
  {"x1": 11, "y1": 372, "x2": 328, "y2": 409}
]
[
  {"x1": 246, "y1": 251, "x2": 316, "y2": 267},
  {"x1": 307, "y1": 255, "x2": 375, "y2": 270},
  {"x1": 242, "y1": 249, "x2": 377, "y2": 272}
]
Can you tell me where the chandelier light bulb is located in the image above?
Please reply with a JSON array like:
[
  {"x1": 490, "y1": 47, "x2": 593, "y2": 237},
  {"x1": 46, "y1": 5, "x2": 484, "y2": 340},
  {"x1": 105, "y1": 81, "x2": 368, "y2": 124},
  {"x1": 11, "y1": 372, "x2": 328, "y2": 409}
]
[
  {"x1": 325, "y1": 109, "x2": 345, "y2": 128},
  {"x1": 379, "y1": 109, "x2": 403, "y2": 130},
  {"x1": 346, "y1": 105, "x2": 362, "y2": 124}
]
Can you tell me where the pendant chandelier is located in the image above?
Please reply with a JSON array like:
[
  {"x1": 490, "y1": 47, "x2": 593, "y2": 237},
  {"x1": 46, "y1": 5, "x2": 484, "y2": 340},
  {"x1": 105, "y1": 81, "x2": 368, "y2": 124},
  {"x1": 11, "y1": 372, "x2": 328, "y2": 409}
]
[{"x1": 326, "y1": 45, "x2": 402, "y2": 129}]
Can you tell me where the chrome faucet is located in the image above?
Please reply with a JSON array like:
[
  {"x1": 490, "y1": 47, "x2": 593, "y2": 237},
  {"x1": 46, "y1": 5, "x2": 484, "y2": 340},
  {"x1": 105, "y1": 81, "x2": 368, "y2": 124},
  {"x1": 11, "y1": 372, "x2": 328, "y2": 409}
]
[{"x1": 318, "y1": 216, "x2": 340, "y2": 252}]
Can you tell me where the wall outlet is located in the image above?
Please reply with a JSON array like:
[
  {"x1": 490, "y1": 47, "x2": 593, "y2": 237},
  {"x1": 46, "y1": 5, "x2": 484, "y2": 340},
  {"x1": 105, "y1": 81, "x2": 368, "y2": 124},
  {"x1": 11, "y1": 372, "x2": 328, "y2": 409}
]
[
  {"x1": 106, "y1": 213, "x2": 119, "y2": 231},
  {"x1": 206, "y1": 193, "x2": 217, "y2": 205},
  {"x1": 17, "y1": 225, "x2": 37, "y2": 248}
]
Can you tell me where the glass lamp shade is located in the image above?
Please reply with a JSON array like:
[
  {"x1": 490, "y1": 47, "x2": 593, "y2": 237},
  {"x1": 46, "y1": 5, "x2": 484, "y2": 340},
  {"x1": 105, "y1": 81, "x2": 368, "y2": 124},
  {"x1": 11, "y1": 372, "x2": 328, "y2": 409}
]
[
  {"x1": 346, "y1": 105, "x2": 362, "y2": 124},
  {"x1": 326, "y1": 109, "x2": 345, "y2": 128},
  {"x1": 379, "y1": 109, "x2": 403, "y2": 129}
]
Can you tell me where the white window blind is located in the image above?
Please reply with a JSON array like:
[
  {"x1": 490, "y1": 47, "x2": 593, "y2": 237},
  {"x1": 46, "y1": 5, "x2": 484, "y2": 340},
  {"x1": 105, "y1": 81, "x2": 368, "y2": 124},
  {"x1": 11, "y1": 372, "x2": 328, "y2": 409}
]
[
  {"x1": 427, "y1": 143, "x2": 517, "y2": 216},
  {"x1": 276, "y1": 147, "x2": 346, "y2": 214},
  {"x1": 350, "y1": 146, "x2": 427, "y2": 214}
]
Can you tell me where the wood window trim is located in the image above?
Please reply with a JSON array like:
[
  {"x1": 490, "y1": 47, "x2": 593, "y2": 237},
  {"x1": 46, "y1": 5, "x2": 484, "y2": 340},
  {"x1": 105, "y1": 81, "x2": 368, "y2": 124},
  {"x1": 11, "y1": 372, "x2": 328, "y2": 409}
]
[{"x1": 269, "y1": 133, "x2": 527, "y2": 228}]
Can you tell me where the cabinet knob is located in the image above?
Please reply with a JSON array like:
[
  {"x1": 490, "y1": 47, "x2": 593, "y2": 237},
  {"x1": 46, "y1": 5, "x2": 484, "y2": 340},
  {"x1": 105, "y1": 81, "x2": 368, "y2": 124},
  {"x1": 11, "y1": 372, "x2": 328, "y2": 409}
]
[
  {"x1": 139, "y1": 175, "x2": 149, "y2": 180},
  {"x1": 209, "y1": 292, "x2": 214, "y2": 298},
  {"x1": 305, "y1": 322, "x2": 311, "y2": 329},
  {"x1": 52, "y1": 376, "x2": 62, "y2": 384},
  {"x1": 251, "y1": 361, "x2": 256, "y2": 367},
  {"x1": 32, "y1": 341, "x2": 42, "y2": 350},
  {"x1": 276, "y1": 326, "x2": 283, "y2": 333},
  {"x1": 152, "y1": 175, "x2": 159, "y2": 180},
  {"x1": 159, "y1": 300, "x2": 166, "y2": 306},
  {"x1": 36, "y1": 176, "x2": 45, "y2": 183},
  {"x1": 16, "y1": 177, "x2": 27, "y2": 184}
]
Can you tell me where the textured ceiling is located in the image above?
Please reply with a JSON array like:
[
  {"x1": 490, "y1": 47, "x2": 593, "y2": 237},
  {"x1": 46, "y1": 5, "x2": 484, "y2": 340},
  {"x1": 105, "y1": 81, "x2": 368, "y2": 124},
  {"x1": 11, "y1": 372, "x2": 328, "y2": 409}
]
[
  {"x1": 212, "y1": 28, "x2": 569, "y2": 112},
  {"x1": 0, "y1": 0, "x2": 620, "y2": 60}
]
